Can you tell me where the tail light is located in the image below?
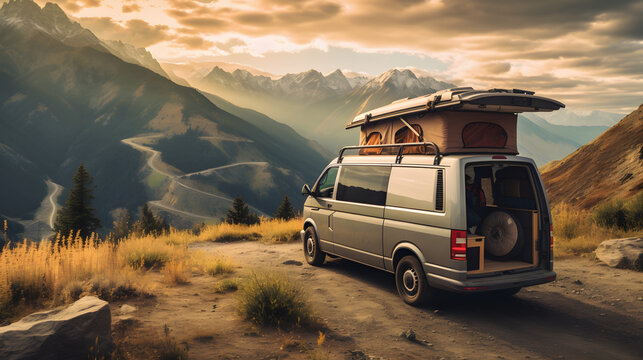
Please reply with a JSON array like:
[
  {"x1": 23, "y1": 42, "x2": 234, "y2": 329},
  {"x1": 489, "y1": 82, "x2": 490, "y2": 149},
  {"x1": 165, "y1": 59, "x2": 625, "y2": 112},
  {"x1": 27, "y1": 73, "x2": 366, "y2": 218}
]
[
  {"x1": 451, "y1": 230, "x2": 467, "y2": 260},
  {"x1": 550, "y1": 225, "x2": 554, "y2": 250}
]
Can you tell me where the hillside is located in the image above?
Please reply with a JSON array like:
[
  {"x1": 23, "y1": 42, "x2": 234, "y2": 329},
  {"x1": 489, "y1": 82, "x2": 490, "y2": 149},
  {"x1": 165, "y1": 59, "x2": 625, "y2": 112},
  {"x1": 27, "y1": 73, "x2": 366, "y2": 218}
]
[
  {"x1": 541, "y1": 105, "x2": 643, "y2": 208},
  {"x1": 0, "y1": 0, "x2": 330, "y2": 234}
]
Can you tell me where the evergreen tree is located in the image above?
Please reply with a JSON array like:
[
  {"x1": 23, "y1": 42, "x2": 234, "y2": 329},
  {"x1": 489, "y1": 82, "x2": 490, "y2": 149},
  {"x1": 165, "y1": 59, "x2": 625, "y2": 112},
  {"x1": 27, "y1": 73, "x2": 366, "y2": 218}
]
[
  {"x1": 132, "y1": 203, "x2": 169, "y2": 236},
  {"x1": 53, "y1": 164, "x2": 102, "y2": 240},
  {"x1": 274, "y1": 195, "x2": 295, "y2": 220},
  {"x1": 225, "y1": 197, "x2": 260, "y2": 225},
  {"x1": 110, "y1": 208, "x2": 131, "y2": 242}
]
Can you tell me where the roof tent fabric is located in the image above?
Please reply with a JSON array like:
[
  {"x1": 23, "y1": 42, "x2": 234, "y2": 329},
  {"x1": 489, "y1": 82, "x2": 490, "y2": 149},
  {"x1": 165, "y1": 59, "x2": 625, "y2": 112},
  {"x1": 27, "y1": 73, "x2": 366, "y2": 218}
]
[{"x1": 359, "y1": 111, "x2": 517, "y2": 154}]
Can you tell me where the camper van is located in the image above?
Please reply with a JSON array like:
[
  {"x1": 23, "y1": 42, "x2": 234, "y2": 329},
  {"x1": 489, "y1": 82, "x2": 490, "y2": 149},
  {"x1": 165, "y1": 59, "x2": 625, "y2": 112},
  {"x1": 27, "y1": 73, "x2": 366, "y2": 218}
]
[{"x1": 300, "y1": 87, "x2": 564, "y2": 305}]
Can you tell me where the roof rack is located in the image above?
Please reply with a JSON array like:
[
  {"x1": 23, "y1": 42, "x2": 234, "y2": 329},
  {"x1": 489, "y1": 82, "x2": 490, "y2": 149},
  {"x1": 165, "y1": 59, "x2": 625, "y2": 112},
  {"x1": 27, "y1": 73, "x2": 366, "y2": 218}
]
[{"x1": 338, "y1": 142, "x2": 441, "y2": 165}]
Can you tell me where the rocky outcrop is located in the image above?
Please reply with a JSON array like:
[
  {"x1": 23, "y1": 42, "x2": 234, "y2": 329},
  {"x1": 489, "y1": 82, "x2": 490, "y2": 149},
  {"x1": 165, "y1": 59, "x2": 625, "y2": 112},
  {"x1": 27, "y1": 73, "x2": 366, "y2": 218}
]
[
  {"x1": 595, "y1": 237, "x2": 643, "y2": 271},
  {"x1": 0, "y1": 296, "x2": 113, "y2": 360}
]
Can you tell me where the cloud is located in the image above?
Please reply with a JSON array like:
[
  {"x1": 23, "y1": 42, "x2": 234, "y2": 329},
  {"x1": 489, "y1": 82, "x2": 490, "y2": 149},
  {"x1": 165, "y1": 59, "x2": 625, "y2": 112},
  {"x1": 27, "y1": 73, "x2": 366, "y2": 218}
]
[
  {"x1": 122, "y1": 3, "x2": 141, "y2": 13},
  {"x1": 77, "y1": 17, "x2": 171, "y2": 48},
  {"x1": 35, "y1": 0, "x2": 102, "y2": 13},
  {"x1": 175, "y1": 35, "x2": 214, "y2": 49}
]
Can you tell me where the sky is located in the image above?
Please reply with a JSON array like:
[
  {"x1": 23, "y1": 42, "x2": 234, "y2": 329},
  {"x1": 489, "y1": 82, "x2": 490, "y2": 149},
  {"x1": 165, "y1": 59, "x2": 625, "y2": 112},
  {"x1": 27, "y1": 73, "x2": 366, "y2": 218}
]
[{"x1": 26, "y1": 0, "x2": 643, "y2": 113}]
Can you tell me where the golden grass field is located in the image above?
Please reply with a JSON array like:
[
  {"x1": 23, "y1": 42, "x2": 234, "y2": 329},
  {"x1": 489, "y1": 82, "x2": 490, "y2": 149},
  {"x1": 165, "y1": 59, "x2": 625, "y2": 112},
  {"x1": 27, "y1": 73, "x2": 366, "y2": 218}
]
[
  {"x1": 0, "y1": 218, "x2": 302, "y2": 323},
  {"x1": 552, "y1": 201, "x2": 642, "y2": 257}
]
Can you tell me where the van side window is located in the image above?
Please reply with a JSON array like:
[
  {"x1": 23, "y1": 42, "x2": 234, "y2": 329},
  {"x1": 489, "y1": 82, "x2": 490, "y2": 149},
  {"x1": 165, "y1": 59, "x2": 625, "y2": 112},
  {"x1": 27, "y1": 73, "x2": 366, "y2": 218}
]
[
  {"x1": 336, "y1": 166, "x2": 390, "y2": 206},
  {"x1": 315, "y1": 167, "x2": 338, "y2": 198},
  {"x1": 386, "y1": 167, "x2": 443, "y2": 212}
]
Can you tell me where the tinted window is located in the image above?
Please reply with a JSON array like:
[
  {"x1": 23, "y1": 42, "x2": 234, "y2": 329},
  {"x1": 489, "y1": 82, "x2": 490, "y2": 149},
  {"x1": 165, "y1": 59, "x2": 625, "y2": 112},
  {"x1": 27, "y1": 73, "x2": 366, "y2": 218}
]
[
  {"x1": 387, "y1": 167, "x2": 441, "y2": 211},
  {"x1": 336, "y1": 166, "x2": 390, "y2": 205},
  {"x1": 315, "y1": 167, "x2": 338, "y2": 198}
]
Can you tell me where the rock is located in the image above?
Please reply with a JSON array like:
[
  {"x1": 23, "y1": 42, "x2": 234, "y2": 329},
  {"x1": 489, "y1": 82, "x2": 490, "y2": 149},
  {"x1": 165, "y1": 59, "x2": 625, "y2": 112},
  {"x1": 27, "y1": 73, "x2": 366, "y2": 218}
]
[
  {"x1": 119, "y1": 304, "x2": 137, "y2": 314},
  {"x1": 282, "y1": 260, "x2": 303, "y2": 266},
  {"x1": 572, "y1": 280, "x2": 583, "y2": 285},
  {"x1": 0, "y1": 296, "x2": 113, "y2": 360},
  {"x1": 595, "y1": 237, "x2": 643, "y2": 270}
]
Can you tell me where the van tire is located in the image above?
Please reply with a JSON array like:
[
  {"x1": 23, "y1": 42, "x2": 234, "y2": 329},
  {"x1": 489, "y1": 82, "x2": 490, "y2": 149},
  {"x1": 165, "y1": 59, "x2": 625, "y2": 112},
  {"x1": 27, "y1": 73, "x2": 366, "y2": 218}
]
[
  {"x1": 303, "y1": 226, "x2": 325, "y2": 266},
  {"x1": 395, "y1": 255, "x2": 430, "y2": 306}
]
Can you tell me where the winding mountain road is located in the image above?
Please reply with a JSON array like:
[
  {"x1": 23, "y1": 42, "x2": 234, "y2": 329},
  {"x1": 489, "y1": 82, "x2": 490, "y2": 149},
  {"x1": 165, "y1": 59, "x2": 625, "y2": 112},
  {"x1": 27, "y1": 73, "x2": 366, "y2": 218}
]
[
  {"x1": 121, "y1": 136, "x2": 268, "y2": 218},
  {"x1": 46, "y1": 180, "x2": 63, "y2": 229}
]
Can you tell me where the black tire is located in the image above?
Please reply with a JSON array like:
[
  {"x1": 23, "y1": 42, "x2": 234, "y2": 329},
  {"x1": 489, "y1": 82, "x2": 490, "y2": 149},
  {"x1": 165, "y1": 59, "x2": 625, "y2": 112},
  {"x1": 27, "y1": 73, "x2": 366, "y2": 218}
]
[
  {"x1": 395, "y1": 255, "x2": 431, "y2": 306},
  {"x1": 303, "y1": 226, "x2": 325, "y2": 266}
]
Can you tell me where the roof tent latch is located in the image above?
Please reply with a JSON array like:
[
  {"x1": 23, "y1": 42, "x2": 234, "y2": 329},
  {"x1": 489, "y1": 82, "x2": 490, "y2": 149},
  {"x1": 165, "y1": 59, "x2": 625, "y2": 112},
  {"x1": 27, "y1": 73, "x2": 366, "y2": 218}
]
[
  {"x1": 399, "y1": 117, "x2": 424, "y2": 142},
  {"x1": 426, "y1": 94, "x2": 442, "y2": 111}
]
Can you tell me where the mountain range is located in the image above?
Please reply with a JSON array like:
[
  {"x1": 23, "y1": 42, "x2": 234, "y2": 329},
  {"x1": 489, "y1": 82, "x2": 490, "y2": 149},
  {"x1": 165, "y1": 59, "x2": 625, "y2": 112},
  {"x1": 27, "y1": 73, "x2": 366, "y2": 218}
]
[
  {"x1": 0, "y1": 0, "x2": 330, "y2": 239},
  {"x1": 541, "y1": 105, "x2": 642, "y2": 208},
  {"x1": 189, "y1": 65, "x2": 609, "y2": 165}
]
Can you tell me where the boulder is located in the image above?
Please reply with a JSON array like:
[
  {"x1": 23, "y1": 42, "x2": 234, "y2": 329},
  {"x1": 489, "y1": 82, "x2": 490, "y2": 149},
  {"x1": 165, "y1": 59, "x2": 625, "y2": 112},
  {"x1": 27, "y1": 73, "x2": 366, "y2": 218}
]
[
  {"x1": 595, "y1": 237, "x2": 643, "y2": 271},
  {"x1": 0, "y1": 296, "x2": 113, "y2": 360}
]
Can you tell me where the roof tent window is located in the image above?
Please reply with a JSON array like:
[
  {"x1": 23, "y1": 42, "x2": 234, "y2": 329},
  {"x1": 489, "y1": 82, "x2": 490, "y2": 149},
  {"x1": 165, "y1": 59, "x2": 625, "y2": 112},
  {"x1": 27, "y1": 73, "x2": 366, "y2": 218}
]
[
  {"x1": 336, "y1": 165, "x2": 390, "y2": 206},
  {"x1": 462, "y1": 122, "x2": 508, "y2": 148},
  {"x1": 394, "y1": 124, "x2": 424, "y2": 154},
  {"x1": 359, "y1": 132, "x2": 383, "y2": 155}
]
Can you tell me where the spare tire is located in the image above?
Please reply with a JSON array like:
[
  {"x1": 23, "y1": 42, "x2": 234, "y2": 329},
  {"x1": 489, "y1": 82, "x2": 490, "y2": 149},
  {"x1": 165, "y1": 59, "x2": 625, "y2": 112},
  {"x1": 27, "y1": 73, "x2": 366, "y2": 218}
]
[{"x1": 480, "y1": 211, "x2": 524, "y2": 260}]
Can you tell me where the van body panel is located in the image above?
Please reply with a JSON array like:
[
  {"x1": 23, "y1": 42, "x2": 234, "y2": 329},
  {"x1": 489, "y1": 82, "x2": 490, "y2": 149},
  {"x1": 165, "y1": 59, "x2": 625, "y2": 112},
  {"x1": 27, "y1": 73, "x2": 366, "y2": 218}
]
[
  {"x1": 305, "y1": 196, "x2": 336, "y2": 251},
  {"x1": 383, "y1": 218, "x2": 456, "y2": 271},
  {"x1": 331, "y1": 201, "x2": 385, "y2": 268}
]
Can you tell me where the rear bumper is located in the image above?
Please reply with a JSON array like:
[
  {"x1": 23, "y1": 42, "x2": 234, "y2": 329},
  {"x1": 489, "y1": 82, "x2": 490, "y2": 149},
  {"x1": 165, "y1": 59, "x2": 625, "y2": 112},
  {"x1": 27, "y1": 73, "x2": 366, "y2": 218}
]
[
  {"x1": 427, "y1": 268, "x2": 556, "y2": 293},
  {"x1": 299, "y1": 230, "x2": 306, "y2": 242}
]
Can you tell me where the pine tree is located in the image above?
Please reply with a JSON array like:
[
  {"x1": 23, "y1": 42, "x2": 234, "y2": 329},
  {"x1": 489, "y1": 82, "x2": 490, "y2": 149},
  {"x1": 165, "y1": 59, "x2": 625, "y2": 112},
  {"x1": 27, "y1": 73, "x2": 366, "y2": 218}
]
[
  {"x1": 132, "y1": 203, "x2": 169, "y2": 236},
  {"x1": 53, "y1": 164, "x2": 102, "y2": 240},
  {"x1": 225, "y1": 197, "x2": 260, "y2": 225},
  {"x1": 274, "y1": 195, "x2": 295, "y2": 220}
]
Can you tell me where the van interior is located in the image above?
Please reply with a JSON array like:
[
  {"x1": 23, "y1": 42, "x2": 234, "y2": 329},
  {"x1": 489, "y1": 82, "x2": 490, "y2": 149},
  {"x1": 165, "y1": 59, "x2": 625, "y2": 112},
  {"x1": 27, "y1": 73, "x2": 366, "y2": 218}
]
[{"x1": 465, "y1": 163, "x2": 541, "y2": 276}]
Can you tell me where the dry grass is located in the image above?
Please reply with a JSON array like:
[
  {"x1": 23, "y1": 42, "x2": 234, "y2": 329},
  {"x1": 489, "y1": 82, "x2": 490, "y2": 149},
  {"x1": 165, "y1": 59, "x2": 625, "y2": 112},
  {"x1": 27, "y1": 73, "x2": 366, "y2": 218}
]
[
  {"x1": 212, "y1": 278, "x2": 239, "y2": 293},
  {"x1": 162, "y1": 260, "x2": 189, "y2": 285},
  {"x1": 552, "y1": 202, "x2": 642, "y2": 257},
  {"x1": 0, "y1": 234, "x2": 150, "y2": 322},
  {"x1": 196, "y1": 218, "x2": 301, "y2": 243},
  {"x1": 191, "y1": 251, "x2": 235, "y2": 276},
  {"x1": 0, "y1": 218, "x2": 300, "y2": 322},
  {"x1": 236, "y1": 271, "x2": 316, "y2": 329}
]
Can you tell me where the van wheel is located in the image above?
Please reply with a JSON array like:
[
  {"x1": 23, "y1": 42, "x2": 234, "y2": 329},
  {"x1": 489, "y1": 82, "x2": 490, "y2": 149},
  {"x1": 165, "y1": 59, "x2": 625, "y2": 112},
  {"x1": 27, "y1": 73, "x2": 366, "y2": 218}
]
[
  {"x1": 303, "y1": 226, "x2": 325, "y2": 266},
  {"x1": 395, "y1": 256, "x2": 430, "y2": 306}
]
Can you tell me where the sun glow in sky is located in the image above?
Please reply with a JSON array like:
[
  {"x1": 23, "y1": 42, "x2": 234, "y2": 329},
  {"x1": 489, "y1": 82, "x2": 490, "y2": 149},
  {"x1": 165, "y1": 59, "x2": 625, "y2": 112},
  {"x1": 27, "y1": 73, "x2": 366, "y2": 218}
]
[{"x1": 28, "y1": 0, "x2": 643, "y2": 113}]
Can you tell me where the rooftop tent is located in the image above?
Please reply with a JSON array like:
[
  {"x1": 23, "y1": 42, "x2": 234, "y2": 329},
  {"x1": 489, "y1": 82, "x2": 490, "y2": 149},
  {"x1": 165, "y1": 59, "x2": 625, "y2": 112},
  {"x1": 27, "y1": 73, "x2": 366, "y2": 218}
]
[{"x1": 347, "y1": 88, "x2": 564, "y2": 155}]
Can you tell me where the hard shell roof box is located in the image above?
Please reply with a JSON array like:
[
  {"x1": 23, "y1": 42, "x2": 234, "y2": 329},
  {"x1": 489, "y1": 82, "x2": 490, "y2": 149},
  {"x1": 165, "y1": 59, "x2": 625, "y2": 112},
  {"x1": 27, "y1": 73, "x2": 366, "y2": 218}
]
[{"x1": 347, "y1": 88, "x2": 565, "y2": 155}]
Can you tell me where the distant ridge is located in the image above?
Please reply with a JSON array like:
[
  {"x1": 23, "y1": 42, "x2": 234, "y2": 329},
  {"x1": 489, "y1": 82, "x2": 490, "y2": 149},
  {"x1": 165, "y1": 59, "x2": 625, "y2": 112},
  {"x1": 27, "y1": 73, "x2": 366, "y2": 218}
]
[{"x1": 541, "y1": 105, "x2": 643, "y2": 208}]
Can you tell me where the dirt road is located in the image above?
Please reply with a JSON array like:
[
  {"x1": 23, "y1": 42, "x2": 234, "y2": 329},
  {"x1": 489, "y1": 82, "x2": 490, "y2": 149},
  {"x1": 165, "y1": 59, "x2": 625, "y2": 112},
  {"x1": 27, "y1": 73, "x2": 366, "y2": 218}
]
[{"x1": 113, "y1": 241, "x2": 643, "y2": 359}]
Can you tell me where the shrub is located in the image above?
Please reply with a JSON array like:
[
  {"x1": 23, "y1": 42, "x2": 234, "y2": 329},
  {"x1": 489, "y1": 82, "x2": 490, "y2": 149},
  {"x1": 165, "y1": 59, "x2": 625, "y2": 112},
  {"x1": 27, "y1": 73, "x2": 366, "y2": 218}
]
[
  {"x1": 191, "y1": 251, "x2": 234, "y2": 276},
  {"x1": 162, "y1": 260, "x2": 189, "y2": 285},
  {"x1": 213, "y1": 278, "x2": 239, "y2": 293},
  {"x1": 592, "y1": 193, "x2": 643, "y2": 231},
  {"x1": 236, "y1": 272, "x2": 314, "y2": 328},
  {"x1": 158, "y1": 325, "x2": 189, "y2": 360},
  {"x1": 118, "y1": 235, "x2": 181, "y2": 269}
]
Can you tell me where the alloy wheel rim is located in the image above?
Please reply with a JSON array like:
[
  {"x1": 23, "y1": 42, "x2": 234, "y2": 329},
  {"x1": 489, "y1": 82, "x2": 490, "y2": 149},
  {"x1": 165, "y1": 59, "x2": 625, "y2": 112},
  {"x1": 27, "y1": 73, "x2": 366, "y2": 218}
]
[
  {"x1": 402, "y1": 268, "x2": 418, "y2": 294},
  {"x1": 306, "y1": 236, "x2": 315, "y2": 256}
]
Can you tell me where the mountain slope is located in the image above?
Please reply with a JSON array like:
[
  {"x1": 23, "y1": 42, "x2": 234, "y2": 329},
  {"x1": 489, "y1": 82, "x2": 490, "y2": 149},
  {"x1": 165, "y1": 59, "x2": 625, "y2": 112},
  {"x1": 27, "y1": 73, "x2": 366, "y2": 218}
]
[
  {"x1": 541, "y1": 105, "x2": 643, "y2": 208},
  {"x1": 0, "y1": 0, "x2": 330, "y2": 233}
]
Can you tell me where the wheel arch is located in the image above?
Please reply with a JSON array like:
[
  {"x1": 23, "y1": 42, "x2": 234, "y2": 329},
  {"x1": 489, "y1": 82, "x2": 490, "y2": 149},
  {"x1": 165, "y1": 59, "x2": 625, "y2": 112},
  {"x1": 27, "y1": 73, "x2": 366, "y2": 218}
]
[{"x1": 392, "y1": 242, "x2": 426, "y2": 270}]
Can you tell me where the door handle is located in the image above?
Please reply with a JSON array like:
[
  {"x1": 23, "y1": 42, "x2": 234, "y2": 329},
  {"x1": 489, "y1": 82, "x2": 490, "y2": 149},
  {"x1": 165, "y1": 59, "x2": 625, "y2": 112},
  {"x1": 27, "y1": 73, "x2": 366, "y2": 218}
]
[
  {"x1": 310, "y1": 208, "x2": 319, "y2": 211},
  {"x1": 327, "y1": 203, "x2": 332, "y2": 208}
]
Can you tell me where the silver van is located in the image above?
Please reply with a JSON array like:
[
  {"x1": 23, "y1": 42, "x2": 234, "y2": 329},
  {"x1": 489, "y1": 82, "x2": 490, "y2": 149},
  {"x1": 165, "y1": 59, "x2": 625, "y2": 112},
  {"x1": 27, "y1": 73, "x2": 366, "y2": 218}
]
[{"x1": 300, "y1": 88, "x2": 561, "y2": 305}]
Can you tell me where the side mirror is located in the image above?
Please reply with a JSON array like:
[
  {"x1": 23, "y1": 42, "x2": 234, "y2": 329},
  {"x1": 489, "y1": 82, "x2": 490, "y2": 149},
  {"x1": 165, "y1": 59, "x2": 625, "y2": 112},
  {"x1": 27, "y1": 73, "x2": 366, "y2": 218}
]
[{"x1": 301, "y1": 184, "x2": 313, "y2": 196}]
